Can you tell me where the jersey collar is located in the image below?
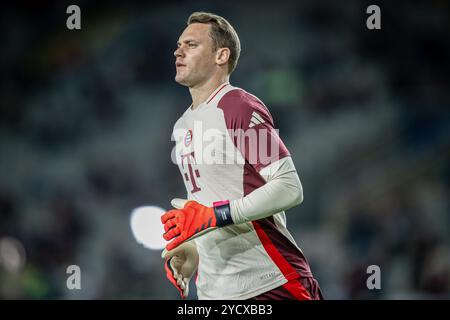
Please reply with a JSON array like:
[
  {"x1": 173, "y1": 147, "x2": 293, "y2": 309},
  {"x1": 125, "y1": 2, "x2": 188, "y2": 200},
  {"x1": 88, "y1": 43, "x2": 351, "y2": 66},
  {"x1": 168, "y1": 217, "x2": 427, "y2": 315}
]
[{"x1": 188, "y1": 81, "x2": 230, "y2": 112}]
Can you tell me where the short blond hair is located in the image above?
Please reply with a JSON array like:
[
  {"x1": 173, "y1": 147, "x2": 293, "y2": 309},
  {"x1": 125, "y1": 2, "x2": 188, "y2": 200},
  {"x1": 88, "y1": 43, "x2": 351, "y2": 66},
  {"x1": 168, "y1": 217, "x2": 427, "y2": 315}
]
[{"x1": 188, "y1": 12, "x2": 241, "y2": 74}]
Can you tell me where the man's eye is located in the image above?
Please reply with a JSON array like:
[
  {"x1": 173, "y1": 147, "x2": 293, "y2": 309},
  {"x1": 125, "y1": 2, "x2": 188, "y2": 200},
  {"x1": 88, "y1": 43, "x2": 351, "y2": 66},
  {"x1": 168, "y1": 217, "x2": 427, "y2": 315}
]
[{"x1": 189, "y1": 43, "x2": 197, "y2": 48}]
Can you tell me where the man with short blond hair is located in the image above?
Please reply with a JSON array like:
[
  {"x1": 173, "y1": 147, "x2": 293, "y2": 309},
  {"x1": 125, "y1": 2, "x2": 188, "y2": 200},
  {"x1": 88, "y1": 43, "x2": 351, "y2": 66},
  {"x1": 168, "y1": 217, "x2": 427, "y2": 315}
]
[
  {"x1": 161, "y1": 11, "x2": 323, "y2": 300},
  {"x1": 187, "y1": 12, "x2": 241, "y2": 74}
]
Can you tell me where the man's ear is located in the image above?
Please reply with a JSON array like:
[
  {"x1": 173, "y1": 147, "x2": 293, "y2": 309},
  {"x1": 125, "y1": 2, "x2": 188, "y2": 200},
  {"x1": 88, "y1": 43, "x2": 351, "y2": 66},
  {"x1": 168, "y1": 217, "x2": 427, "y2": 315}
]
[{"x1": 216, "y1": 47, "x2": 230, "y2": 67}]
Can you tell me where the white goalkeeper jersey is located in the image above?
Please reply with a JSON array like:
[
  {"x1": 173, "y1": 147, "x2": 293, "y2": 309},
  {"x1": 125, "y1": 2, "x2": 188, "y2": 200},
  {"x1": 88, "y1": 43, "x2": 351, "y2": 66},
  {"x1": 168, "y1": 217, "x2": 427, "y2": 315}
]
[{"x1": 172, "y1": 82, "x2": 312, "y2": 300}]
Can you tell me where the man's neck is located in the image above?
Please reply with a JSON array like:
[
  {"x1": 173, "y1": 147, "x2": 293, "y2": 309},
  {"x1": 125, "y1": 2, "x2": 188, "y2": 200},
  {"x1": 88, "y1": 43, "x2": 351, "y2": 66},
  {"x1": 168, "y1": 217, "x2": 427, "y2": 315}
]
[{"x1": 189, "y1": 75, "x2": 229, "y2": 110}]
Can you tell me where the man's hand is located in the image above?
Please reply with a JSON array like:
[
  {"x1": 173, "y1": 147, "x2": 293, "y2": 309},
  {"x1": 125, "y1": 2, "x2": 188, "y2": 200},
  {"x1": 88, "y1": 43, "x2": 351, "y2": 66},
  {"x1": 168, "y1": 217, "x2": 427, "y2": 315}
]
[
  {"x1": 162, "y1": 242, "x2": 199, "y2": 299},
  {"x1": 161, "y1": 198, "x2": 232, "y2": 251}
]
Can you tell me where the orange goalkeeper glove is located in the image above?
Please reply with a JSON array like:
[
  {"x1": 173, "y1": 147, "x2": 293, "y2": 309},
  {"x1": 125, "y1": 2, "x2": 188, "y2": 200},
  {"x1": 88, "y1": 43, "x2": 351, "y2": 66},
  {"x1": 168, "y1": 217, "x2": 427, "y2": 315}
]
[{"x1": 161, "y1": 199, "x2": 232, "y2": 251}]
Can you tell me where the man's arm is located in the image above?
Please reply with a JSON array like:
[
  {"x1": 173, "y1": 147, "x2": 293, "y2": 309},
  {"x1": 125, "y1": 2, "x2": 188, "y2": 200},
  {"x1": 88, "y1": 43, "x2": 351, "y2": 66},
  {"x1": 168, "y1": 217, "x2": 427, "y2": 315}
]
[
  {"x1": 229, "y1": 156, "x2": 303, "y2": 224},
  {"x1": 161, "y1": 157, "x2": 303, "y2": 250}
]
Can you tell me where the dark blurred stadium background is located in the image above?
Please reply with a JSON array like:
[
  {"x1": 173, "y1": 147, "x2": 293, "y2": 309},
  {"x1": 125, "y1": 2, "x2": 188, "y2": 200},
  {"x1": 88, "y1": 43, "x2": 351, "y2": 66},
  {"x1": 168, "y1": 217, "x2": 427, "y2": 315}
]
[{"x1": 0, "y1": 0, "x2": 449, "y2": 299}]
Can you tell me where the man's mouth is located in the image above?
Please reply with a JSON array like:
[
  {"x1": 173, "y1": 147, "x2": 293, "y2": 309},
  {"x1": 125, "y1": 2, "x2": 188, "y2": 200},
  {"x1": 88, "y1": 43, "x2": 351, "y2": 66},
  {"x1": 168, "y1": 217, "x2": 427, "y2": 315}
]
[{"x1": 176, "y1": 62, "x2": 186, "y2": 68}]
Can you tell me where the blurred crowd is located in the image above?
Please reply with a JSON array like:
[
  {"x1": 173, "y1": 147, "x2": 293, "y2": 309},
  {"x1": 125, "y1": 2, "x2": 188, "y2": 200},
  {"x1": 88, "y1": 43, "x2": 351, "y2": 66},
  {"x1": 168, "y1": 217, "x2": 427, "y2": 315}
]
[{"x1": 0, "y1": 0, "x2": 449, "y2": 299}]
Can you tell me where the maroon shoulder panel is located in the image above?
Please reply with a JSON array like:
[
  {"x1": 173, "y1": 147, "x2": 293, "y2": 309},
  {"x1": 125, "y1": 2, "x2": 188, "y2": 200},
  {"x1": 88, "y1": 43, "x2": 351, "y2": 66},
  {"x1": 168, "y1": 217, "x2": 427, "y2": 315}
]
[{"x1": 217, "y1": 89, "x2": 290, "y2": 172}]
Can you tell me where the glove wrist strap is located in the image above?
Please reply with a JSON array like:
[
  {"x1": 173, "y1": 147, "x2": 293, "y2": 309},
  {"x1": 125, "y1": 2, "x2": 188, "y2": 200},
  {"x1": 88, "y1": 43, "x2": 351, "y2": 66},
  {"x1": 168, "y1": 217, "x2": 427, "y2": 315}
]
[{"x1": 213, "y1": 200, "x2": 233, "y2": 227}]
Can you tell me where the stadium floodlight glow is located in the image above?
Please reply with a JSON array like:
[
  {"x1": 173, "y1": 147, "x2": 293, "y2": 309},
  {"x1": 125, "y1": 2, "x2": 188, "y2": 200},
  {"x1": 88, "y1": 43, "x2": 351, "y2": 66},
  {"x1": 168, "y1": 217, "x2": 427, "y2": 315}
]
[
  {"x1": 130, "y1": 206, "x2": 166, "y2": 250},
  {"x1": 0, "y1": 237, "x2": 26, "y2": 272}
]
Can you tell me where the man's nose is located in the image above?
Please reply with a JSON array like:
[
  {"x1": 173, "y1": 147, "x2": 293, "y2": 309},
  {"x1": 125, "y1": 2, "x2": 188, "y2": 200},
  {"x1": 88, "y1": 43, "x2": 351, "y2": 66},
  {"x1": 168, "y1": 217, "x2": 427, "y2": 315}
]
[{"x1": 174, "y1": 47, "x2": 183, "y2": 58}]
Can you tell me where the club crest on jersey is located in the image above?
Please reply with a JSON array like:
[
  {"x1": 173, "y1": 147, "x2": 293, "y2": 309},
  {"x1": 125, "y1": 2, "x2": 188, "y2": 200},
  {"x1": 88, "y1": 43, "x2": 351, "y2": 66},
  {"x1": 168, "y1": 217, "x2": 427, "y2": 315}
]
[{"x1": 184, "y1": 129, "x2": 193, "y2": 147}]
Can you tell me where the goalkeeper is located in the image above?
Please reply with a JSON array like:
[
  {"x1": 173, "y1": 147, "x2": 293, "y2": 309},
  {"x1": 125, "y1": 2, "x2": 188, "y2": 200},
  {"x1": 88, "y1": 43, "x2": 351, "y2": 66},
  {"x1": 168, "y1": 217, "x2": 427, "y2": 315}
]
[{"x1": 162, "y1": 12, "x2": 323, "y2": 300}]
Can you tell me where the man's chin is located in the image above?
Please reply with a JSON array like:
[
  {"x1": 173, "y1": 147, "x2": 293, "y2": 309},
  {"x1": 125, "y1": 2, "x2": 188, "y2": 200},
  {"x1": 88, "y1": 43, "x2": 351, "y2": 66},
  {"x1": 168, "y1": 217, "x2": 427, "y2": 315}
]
[{"x1": 175, "y1": 75, "x2": 190, "y2": 87}]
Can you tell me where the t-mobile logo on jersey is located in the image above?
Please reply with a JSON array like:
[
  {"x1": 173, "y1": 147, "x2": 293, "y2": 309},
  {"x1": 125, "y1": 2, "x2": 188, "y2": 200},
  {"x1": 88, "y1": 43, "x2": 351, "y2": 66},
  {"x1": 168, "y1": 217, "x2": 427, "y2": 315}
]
[{"x1": 180, "y1": 151, "x2": 201, "y2": 193}]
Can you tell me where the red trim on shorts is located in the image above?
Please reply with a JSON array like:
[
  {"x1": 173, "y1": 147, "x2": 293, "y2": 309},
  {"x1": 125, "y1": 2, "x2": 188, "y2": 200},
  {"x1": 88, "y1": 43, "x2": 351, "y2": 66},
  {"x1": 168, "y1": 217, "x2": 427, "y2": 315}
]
[
  {"x1": 282, "y1": 279, "x2": 311, "y2": 300},
  {"x1": 253, "y1": 221, "x2": 312, "y2": 300},
  {"x1": 252, "y1": 220, "x2": 299, "y2": 281}
]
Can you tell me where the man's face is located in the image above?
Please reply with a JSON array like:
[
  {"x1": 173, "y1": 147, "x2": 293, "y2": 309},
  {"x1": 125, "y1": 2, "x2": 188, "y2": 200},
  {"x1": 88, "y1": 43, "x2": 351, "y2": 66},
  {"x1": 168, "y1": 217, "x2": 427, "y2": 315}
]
[{"x1": 174, "y1": 23, "x2": 217, "y2": 87}]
